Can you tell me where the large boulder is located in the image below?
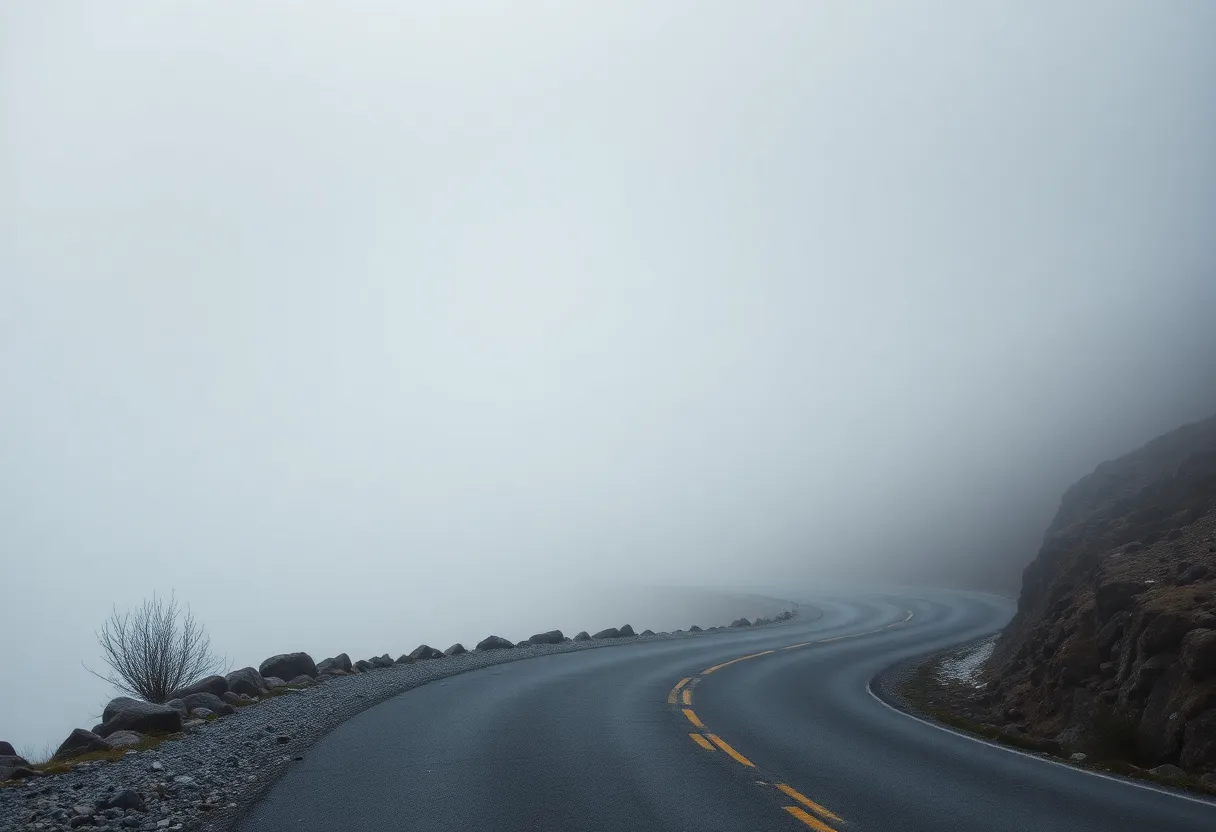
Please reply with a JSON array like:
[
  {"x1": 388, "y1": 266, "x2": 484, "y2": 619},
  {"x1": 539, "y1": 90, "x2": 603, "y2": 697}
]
[
  {"x1": 409, "y1": 644, "x2": 444, "y2": 660},
  {"x1": 287, "y1": 675, "x2": 314, "y2": 686},
  {"x1": 104, "y1": 731, "x2": 145, "y2": 750},
  {"x1": 592, "y1": 628, "x2": 620, "y2": 640},
  {"x1": 53, "y1": 728, "x2": 111, "y2": 760},
  {"x1": 618, "y1": 624, "x2": 636, "y2": 637},
  {"x1": 1095, "y1": 581, "x2": 1146, "y2": 617},
  {"x1": 1181, "y1": 708, "x2": 1216, "y2": 770},
  {"x1": 573, "y1": 631, "x2": 591, "y2": 642},
  {"x1": 168, "y1": 675, "x2": 228, "y2": 700},
  {"x1": 444, "y1": 643, "x2": 467, "y2": 656},
  {"x1": 0, "y1": 753, "x2": 29, "y2": 768},
  {"x1": 730, "y1": 618, "x2": 752, "y2": 628},
  {"x1": 95, "y1": 698, "x2": 183, "y2": 739},
  {"x1": 476, "y1": 635, "x2": 515, "y2": 651},
  {"x1": 99, "y1": 789, "x2": 146, "y2": 812},
  {"x1": 225, "y1": 667, "x2": 268, "y2": 697},
  {"x1": 0, "y1": 741, "x2": 16, "y2": 756},
  {"x1": 165, "y1": 699, "x2": 188, "y2": 718},
  {"x1": 371, "y1": 654, "x2": 394, "y2": 668},
  {"x1": 1181, "y1": 628, "x2": 1216, "y2": 679},
  {"x1": 1138, "y1": 612, "x2": 1195, "y2": 657},
  {"x1": 259, "y1": 652, "x2": 317, "y2": 681},
  {"x1": 263, "y1": 677, "x2": 288, "y2": 689},
  {"x1": 527, "y1": 630, "x2": 564, "y2": 645},
  {"x1": 180, "y1": 692, "x2": 234, "y2": 716},
  {"x1": 0, "y1": 763, "x2": 38, "y2": 782},
  {"x1": 354, "y1": 659, "x2": 375, "y2": 672},
  {"x1": 1120, "y1": 654, "x2": 1176, "y2": 704},
  {"x1": 316, "y1": 654, "x2": 353, "y2": 675}
]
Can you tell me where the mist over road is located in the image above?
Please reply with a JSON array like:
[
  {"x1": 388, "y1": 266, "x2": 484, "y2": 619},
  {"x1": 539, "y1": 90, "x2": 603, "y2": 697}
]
[{"x1": 235, "y1": 590, "x2": 1216, "y2": 832}]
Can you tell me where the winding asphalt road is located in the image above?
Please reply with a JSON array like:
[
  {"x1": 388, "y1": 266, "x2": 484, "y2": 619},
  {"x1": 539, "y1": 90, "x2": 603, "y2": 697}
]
[{"x1": 237, "y1": 590, "x2": 1216, "y2": 831}]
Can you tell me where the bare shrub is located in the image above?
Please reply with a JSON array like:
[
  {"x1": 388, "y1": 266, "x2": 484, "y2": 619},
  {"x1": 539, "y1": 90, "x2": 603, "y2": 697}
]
[{"x1": 85, "y1": 592, "x2": 226, "y2": 703}]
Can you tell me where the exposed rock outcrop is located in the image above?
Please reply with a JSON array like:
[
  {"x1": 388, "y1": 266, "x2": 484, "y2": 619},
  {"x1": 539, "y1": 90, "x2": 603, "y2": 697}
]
[
  {"x1": 984, "y1": 414, "x2": 1216, "y2": 776},
  {"x1": 591, "y1": 628, "x2": 620, "y2": 640}
]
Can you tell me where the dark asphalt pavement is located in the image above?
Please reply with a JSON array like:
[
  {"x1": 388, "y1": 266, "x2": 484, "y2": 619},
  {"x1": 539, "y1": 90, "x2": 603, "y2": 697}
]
[{"x1": 237, "y1": 590, "x2": 1216, "y2": 831}]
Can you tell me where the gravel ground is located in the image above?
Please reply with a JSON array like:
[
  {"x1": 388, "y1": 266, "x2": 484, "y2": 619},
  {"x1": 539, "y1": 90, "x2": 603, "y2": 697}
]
[
  {"x1": 868, "y1": 632, "x2": 993, "y2": 714},
  {"x1": 3, "y1": 605, "x2": 807, "y2": 832}
]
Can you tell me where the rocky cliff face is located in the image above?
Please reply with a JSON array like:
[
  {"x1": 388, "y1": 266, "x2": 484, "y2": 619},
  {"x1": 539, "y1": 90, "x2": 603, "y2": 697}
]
[{"x1": 986, "y1": 414, "x2": 1216, "y2": 774}]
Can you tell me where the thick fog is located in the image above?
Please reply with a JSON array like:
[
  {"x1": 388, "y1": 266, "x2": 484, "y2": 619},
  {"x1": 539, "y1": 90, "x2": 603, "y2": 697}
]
[{"x1": 2, "y1": 2, "x2": 1214, "y2": 756}]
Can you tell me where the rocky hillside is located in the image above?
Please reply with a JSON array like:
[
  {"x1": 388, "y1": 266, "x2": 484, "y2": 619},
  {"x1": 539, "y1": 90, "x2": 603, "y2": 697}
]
[{"x1": 986, "y1": 413, "x2": 1216, "y2": 774}]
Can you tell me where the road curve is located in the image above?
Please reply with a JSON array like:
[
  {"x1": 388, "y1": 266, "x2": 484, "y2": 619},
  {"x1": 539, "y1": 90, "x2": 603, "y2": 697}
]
[{"x1": 236, "y1": 590, "x2": 1216, "y2": 831}]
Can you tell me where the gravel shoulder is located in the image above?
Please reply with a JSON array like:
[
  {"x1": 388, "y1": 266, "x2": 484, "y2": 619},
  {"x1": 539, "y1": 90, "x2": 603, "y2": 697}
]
[{"x1": 5, "y1": 602, "x2": 812, "y2": 832}]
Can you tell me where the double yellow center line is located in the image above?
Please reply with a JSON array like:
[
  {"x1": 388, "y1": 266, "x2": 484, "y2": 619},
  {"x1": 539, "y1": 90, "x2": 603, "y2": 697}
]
[{"x1": 667, "y1": 610, "x2": 914, "y2": 830}]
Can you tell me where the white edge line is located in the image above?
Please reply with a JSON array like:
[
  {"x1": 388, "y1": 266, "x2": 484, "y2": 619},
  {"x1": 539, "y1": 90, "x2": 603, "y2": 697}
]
[{"x1": 865, "y1": 679, "x2": 1216, "y2": 809}]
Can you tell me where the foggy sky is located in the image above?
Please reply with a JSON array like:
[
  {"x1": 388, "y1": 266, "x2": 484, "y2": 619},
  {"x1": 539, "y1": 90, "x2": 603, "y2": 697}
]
[{"x1": 3, "y1": 1, "x2": 1215, "y2": 755}]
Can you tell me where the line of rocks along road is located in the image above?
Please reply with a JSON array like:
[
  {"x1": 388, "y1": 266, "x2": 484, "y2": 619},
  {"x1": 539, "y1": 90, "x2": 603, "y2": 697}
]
[{"x1": 2, "y1": 606, "x2": 807, "y2": 832}]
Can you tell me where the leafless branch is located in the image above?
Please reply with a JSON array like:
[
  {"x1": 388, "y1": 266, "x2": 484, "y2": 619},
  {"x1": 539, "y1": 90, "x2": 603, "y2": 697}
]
[{"x1": 84, "y1": 591, "x2": 226, "y2": 703}]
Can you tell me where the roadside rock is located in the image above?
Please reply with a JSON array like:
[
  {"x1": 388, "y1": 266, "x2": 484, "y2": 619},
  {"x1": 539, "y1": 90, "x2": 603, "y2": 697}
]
[
  {"x1": 573, "y1": 631, "x2": 590, "y2": 642},
  {"x1": 181, "y1": 691, "x2": 234, "y2": 715},
  {"x1": 221, "y1": 691, "x2": 242, "y2": 704},
  {"x1": 0, "y1": 754, "x2": 28, "y2": 773},
  {"x1": 259, "y1": 652, "x2": 317, "y2": 681},
  {"x1": 527, "y1": 630, "x2": 564, "y2": 645},
  {"x1": 409, "y1": 644, "x2": 444, "y2": 660},
  {"x1": 730, "y1": 618, "x2": 752, "y2": 628},
  {"x1": 168, "y1": 675, "x2": 229, "y2": 700},
  {"x1": 0, "y1": 763, "x2": 39, "y2": 782},
  {"x1": 444, "y1": 643, "x2": 467, "y2": 656},
  {"x1": 476, "y1": 635, "x2": 514, "y2": 651},
  {"x1": 354, "y1": 659, "x2": 375, "y2": 672},
  {"x1": 95, "y1": 698, "x2": 182, "y2": 739},
  {"x1": 689, "y1": 625, "x2": 703, "y2": 632},
  {"x1": 190, "y1": 708, "x2": 215, "y2": 719},
  {"x1": 0, "y1": 741, "x2": 15, "y2": 756},
  {"x1": 592, "y1": 628, "x2": 620, "y2": 640},
  {"x1": 165, "y1": 698, "x2": 188, "y2": 718},
  {"x1": 226, "y1": 667, "x2": 268, "y2": 696},
  {"x1": 287, "y1": 675, "x2": 315, "y2": 686},
  {"x1": 1149, "y1": 764, "x2": 1186, "y2": 778},
  {"x1": 99, "y1": 789, "x2": 147, "y2": 812},
  {"x1": 618, "y1": 624, "x2": 636, "y2": 637},
  {"x1": 104, "y1": 730, "x2": 145, "y2": 749},
  {"x1": 53, "y1": 728, "x2": 110, "y2": 760},
  {"x1": 371, "y1": 654, "x2": 395, "y2": 668},
  {"x1": 316, "y1": 653, "x2": 353, "y2": 675}
]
